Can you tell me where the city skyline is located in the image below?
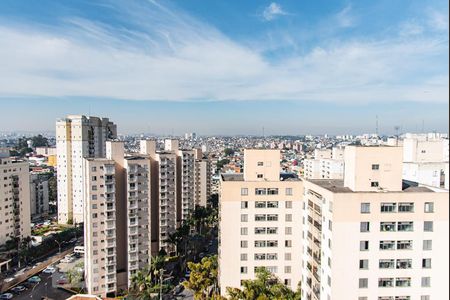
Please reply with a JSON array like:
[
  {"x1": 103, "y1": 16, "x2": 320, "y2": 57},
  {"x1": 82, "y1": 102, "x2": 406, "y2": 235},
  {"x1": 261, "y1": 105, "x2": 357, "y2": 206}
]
[{"x1": 0, "y1": 0, "x2": 448, "y2": 134}]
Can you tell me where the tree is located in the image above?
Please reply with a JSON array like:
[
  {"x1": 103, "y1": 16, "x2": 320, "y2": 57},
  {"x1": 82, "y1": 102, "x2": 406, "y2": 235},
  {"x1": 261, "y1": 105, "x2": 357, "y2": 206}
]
[
  {"x1": 216, "y1": 159, "x2": 230, "y2": 170},
  {"x1": 129, "y1": 268, "x2": 154, "y2": 300},
  {"x1": 226, "y1": 268, "x2": 301, "y2": 300},
  {"x1": 183, "y1": 255, "x2": 220, "y2": 300},
  {"x1": 31, "y1": 134, "x2": 49, "y2": 147},
  {"x1": 224, "y1": 148, "x2": 235, "y2": 157}
]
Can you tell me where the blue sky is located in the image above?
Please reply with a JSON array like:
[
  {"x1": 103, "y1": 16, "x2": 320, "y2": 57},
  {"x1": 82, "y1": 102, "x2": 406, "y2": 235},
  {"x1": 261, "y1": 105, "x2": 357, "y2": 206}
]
[{"x1": 0, "y1": 0, "x2": 448, "y2": 135}]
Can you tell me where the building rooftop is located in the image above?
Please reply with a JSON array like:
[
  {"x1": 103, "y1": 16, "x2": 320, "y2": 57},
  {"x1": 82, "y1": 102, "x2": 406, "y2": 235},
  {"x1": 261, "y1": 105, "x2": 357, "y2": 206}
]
[
  {"x1": 307, "y1": 179, "x2": 437, "y2": 193},
  {"x1": 221, "y1": 173, "x2": 300, "y2": 182}
]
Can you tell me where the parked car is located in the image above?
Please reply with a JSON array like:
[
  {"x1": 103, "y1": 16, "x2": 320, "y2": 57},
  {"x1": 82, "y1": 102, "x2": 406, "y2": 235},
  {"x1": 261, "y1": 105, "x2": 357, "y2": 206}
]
[
  {"x1": 0, "y1": 293, "x2": 13, "y2": 300},
  {"x1": 42, "y1": 266, "x2": 56, "y2": 274},
  {"x1": 27, "y1": 275, "x2": 41, "y2": 283},
  {"x1": 11, "y1": 285, "x2": 26, "y2": 294},
  {"x1": 57, "y1": 277, "x2": 68, "y2": 285}
]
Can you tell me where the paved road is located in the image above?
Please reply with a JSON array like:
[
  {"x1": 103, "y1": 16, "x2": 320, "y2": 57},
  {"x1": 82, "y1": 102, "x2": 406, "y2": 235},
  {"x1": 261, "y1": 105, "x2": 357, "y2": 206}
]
[{"x1": 10, "y1": 273, "x2": 73, "y2": 300}]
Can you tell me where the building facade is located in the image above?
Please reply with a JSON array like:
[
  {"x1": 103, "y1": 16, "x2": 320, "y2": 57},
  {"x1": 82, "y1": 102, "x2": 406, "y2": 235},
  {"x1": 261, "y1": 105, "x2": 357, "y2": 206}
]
[
  {"x1": 301, "y1": 146, "x2": 449, "y2": 300},
  {"x1": 29, "y1": 172, "x2": 50, "y2": 221},
  {"x1": 57, "y1": 115, "x2": 117, "y2": 224},
  {"x1": 219, "y1": 149, "x2": 303, "y2": 296}
]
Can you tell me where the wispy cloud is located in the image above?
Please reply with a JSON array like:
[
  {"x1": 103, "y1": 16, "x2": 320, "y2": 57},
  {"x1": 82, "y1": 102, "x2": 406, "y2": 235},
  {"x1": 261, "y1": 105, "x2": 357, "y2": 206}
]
[
  {"x1": 262, "y1": 2, "x2": 287, "y2": 21},
  {"x1": 0, "y1": 0, "x2": 447, "y2": 104},
  {"x1": 336, "y1": 4, "x2": 356, "y2": 28}
]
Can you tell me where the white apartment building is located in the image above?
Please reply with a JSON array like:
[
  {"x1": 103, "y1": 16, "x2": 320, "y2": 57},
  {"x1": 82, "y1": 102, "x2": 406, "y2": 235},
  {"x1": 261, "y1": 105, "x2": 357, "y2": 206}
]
[
  {"x1": 301, "y1": 146, "x2": 449, "y2": 300},
  {"x1": 194, "y1": 159, "x2": 212, "y2": 207},
  {"x1": 29, "y1": 172, "x2": 50, "y2": 221},
  {"x1": 304, "y1": 148, "x2": 345, "y2": 180},
  {"x1": 0, "y1": 153, "x2": 31, "y2": 245},
  {"x1": 178, "y1": 150, "x2": 195, "y2": 221},
  {"x1": 56, "y1": 115, "x2": 117, "y2": 224},
  {"x1": 402, "y1": 134, "x2": 449, "y2": 189},
  {"x1": 219, "y1": 149, "x2": 303, "y2": 296}
]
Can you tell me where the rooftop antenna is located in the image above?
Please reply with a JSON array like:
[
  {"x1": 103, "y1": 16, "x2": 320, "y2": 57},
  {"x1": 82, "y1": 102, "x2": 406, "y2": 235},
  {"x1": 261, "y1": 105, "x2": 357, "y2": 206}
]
[
  {"x1": 422, "y1": 119, "x2": 425, "y2": 133},
  {"x1": 262, "y1": 126, "x2": 265, "y2": 138}
]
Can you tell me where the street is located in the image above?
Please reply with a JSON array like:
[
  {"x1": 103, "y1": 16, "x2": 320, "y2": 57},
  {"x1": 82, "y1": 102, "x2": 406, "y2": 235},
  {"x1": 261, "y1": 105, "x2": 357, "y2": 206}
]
[{"x1": 12, "y1": 273, "x2": 73, "y2": 300}]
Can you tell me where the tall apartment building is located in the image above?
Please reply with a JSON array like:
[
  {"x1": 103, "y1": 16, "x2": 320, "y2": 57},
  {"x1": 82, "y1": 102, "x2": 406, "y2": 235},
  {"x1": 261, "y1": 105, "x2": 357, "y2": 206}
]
[
  {"x1": 56, "y1": 115, "x2": 117, "y2": 224},
  {"x1": 402, "y1": 134, "x2": 449, "y2": 189},
  {"x1": 0, "y1": 152, "x2": 31, "y2": 245},
  {"x1": 178, "y1": 150, "x2": 196, "y2": 222},
  {"x1": 194, "y1": 156, "x2": 212, "y2": 207},
  {"x1": 29, "y1": 172, "x2": 50, "y2": 221},
  {"x1": 219, "y1": 149, "x2": 303, "y2": 296},
  {"x1": 140, "y1": 140, "x2": 178, "y2": 254},
  {"x1": 304, "y1": 148, "x2": 344, "y2": 180},
  {"x1": 301, "y1": 146, "x2": 449, "y2": 300}
]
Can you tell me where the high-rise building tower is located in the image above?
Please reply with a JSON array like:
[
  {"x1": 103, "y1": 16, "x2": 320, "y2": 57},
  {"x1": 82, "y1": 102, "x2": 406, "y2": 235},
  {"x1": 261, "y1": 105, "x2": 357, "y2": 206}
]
[
  {"x1": 0, "y1": 152, "x2": 31, "y2": 245},
  {"x1": 56, "y1": 115, "x2": 117, "y2": 224},
  {"x1": 219, "y1": 149, "x2": 303, "y2": 295}
]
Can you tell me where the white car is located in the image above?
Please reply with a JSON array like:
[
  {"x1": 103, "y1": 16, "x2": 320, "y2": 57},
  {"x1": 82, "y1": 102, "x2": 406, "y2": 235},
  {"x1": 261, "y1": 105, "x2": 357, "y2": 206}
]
[
  {"x1": 11, "y1": 285, "x2": 26, "y2": 293},
  {"x1": 42, "y1": 266, "x2": 56, "y2": 274},
  {"x1": 4, "y1": 278, "x2": 14, "y2": 283},
  {"x1": 0, "y1": 293, "x2": 13, "y2": 300}
]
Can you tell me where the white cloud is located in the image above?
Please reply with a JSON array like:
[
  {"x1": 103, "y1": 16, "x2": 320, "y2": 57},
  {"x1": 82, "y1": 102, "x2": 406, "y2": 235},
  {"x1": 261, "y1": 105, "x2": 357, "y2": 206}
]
[
  {"x1": 336, "y1": 5, "x2": 356, "y2": 28},
  {"x1": 399, "y1": 21, "x2": 424, "y2": 36},
  {"x1": 0, "y1": 1, "x2": 447, "y2": 104},
  {"x1": 427, "y1": 10, "x2": 449, "y2": 31},
  {"x1": 262, "y1": 3, "x2": 287, "y2": 21}
]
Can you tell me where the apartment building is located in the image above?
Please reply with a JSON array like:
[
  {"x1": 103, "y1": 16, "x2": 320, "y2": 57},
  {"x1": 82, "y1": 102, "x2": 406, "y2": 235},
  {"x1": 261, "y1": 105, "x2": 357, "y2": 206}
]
[
  {"x1": 304, "y1": 148, "x2": 344, "y2": 180},
  {"x1": 57, "y1": 115, "x2": 117, "y2": 224},
  {"x1": 402, "y1": 134, "x2": 449, "y2": 189},
  {"x1": 140, "y1": 140, "x2": 178, "y2": 254},
  {"x1": 219, "y1": 149, "x2": 303, "y2": 296},
  {"x1": 0, "y1": 152, "x2": 31, "y2": 245},
  {"x1": 301, "y1": 146, "x2": 449, "y2": 300},
  {"x1": 84, "y1": 141, "x2": 153, "y2": 297},
  {"x1": 178, "y1": 150, "x2": 196, "y2": 222},
  {"x1": 194, "y1": 158, "x2": 212, "y2": 207},
  {"x1": 29, "y1": 172, "x2": 50, "y2": 221}
]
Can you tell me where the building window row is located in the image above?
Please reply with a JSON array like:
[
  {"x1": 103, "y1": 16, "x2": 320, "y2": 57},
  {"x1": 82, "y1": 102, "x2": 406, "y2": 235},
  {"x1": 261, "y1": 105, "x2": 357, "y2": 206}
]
[
  {"x1": 361, "y1": 202, "x2": 433, "y2": 214},
  {"x1": 241, "y1": 188, "x2": 293, "y2": 196}
]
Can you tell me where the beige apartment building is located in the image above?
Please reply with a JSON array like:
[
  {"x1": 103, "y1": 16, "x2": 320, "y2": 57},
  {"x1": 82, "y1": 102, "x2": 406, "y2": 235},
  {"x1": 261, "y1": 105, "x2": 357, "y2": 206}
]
[
  {"x1": 0, "y1": 152, "x2": 31, "y2": 245},
  {"x1": 194, "y1": 157, "x2": 212, "y2": 207},
  {"x1": 301, "y1": 146, "x2": 449, "y2": 300},
  {"x1": 219, "y1": 149, "x2": 303, "y2": 296},
  {"x1": 29, "y1": 172, "x2": 50, "y2": 221},
  {"x1": 177, "y1": 149, "x2": 196, "y2": 222},
  {"x1": 84, "y1": 141, "x2": 153, "y2": 297},
  {"x1": 56, "y1": 115, "x2": 117, "y2": 224}
]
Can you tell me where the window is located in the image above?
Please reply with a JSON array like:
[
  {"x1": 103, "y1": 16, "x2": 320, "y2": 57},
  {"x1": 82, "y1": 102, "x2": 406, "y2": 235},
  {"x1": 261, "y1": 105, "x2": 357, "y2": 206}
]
[
  {"x1": 255, "y1": 214, "x2": 266, "y2": 221},
  {"x1": 378, "y1": 278, "x2": 394, "y2": 287},
  {"x1": 241, "y1": 188, "x2": 248, "y2": 196},
  {"x1": 267, "y1": 201, "x2": 279, "y2": 208},
  {"x1": 255, "y1": 253, "x2": 266, "y2": 260},
  {"x1": 380, "y1": 241, "x2": 396, "y2": 250},
  {"x1": 361, "y1": 203, "x2": 370, "y2": 213},
  {"x1": 267, "y1": 227, "x2": 277, "y2": 234},
  {"x1": 240, "y1": 254, "x2": 247, "y2": 261},
  {"x1": 267, "y1": 214, "x2": 278, "y2": 221},
  {"x1": 381, "y1": 203, "x2": 397, "y2": 213},
  {"x1": 285, "y1": 253, "x2": 291, "y2": 261},
  {"x1": 257, "y1": 162, "x2": 264, "y2": 166},
  {"x1": 240, "y1": 227, "x2": 248, "y2": 235},
  {"x1": 255, "y1": 188, "x2": 267, "y2": 195},
  {"x1": 255, "y1": 201, "x2": 266, "y2": 208},
  {"x1": 424, "y1": 221, "x2": 434, "y2": 232},
  {"x1": 396, "y1": 278, "x2": 411, "y2": 287},
  {"x1": 421, "y1": 277, "x2": 431, "y2": 287},
  {"x1": 360, "y1": 241, "x2": 369, "y2": 251},
  {"x1": 255, "y1": 227, "x2": 266, "y2": 234},
  {"x1": 424, "y1": 202, "x2": 434, "y2": 213},
  {"x1": 396, "y1": 259, "x2": 412, "y2": 269},
  {"x1": 423, "y1": 240, "x2": 432, "y2": 250},
  {"x1": 398, "y1": 202, "x2": 414, "y2": 212},
  {"x1": 380, "y1": 222, "x2": 396, "y2": 232},
  {"x1": 371, "y1": 181, "x2": 379, "y2": 187},
  {"x1": 267, "y1": 188, "x2": 279, "y2": 195},
  {"x1": 241, "y1": 214, "x2": 248, "y2": 222},
  {"x1": 284, "y1": 266, "x2": 292, "y2": 274},
  {"x1": 379, "y1": 259, "x2": 395, "y2": 269},
  {"x1": 240, "y1": 267, "x2": 247, "y2": 274},
  {"x1": 92, "y1": 176, "x2": 97, "y2": 181},
  {"x1": 285, "y1": 227, "x2": 292, "y2": 235},
  {"x1": 254, "y1": 241, "x2": 266, "y2": 248},
  {"x1": 359, "y1": 278, "x2": 368, "y2": 288},
  {"x1": 285, "y1": 214, "x2": 292, "y2": 222},
  {"x1": 267, "y1": 240, "x2": 278, "y2": 247},
  {"x1": 267, "y1": 253, "x2": 277, "y2": 260},
  {"x1": 397, "y1": 221, "x2": 413, "y2": 232},
  {"x1": 91, "y1": 166, "x2": 97, "y2": 172},
  {"x1": 397, "y1": 240, "x2": 413, "y2": 250},
  {"x1": 359, "y1": 298, "x2": 368, "y2": 300},
  {"x1": 240, "y1": 241, "x2": 248, "y2": 248},
  {"x1": 372, "y1": 164, "x2": 380, "y2": 170},
  {"x1": 360, "y1": 222, "x2": 370, "y2": 232},
  {"x1": 241, "y1": 201, "x2": 248, "y2": 209},
  {"x1": 421, "y1": 296, "x2": 430, "y2": 300},
  {"x1": 422, "y1": 258, "x2": 432, "y2": 269},
  {"x1": 285, "y1": 240, "x2": 292, "y2": 248},
  {"x1": 359, "y1": 259, "x2": 369, "y2": 270},
  {"x1": 257, "y1": 174, "x2": 263, "y2": 178},
  {"x1": 285, "y1": 201, "x2": 292, "y2": 208},
  {"x1": 285, "y1": 188, "x2": 293, "y2": 196}
]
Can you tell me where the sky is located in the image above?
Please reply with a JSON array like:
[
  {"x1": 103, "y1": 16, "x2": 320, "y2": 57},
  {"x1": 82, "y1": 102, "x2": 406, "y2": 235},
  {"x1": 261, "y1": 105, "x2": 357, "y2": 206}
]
[{"x1": 0, "y1": 0, "x2": 448, "y2": 135}]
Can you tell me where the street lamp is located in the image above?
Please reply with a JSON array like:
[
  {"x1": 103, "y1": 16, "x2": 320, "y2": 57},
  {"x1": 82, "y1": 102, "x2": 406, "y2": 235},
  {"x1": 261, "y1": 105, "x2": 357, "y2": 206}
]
[
  {"x1": 55, "y1": 240, "x2": 62, "y2": 254},
  {"x1": 159, "y1": 270, "x2": 173, "y2": 300}
]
